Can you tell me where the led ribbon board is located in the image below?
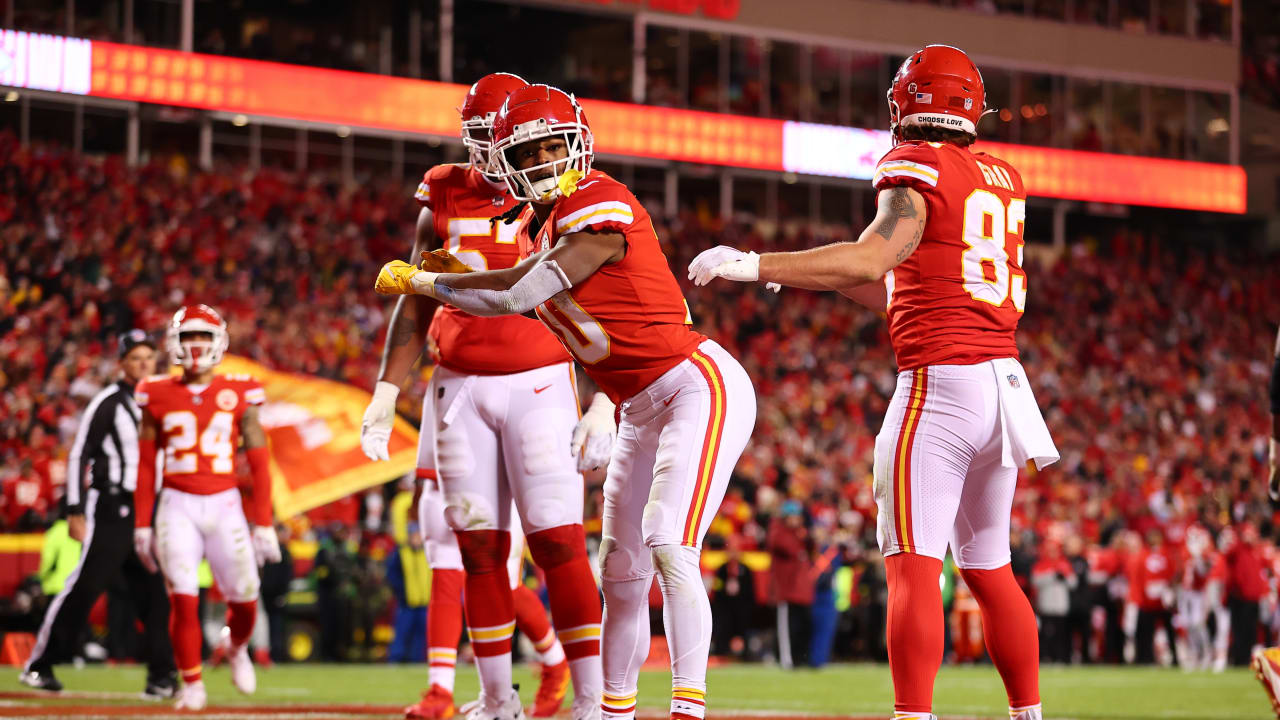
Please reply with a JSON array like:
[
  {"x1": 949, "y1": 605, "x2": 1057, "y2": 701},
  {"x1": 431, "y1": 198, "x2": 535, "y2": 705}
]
[{"x1": 0, "y1": 30, "x2": 1247, "y2": 214}]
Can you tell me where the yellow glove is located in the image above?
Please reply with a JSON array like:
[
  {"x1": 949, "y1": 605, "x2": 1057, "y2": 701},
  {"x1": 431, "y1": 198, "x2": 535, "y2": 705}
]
[
  {"x1": 375, "y1": 260, "x2": 430, "y2": 295},
  {"x1": 420, "y1": 248, "x2": 474, "y2": 274}
]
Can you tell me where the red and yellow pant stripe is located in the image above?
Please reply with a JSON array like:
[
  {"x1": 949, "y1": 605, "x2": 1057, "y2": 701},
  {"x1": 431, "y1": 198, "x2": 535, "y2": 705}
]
[
  {"x1": 892, "y1": 368, "x2": 929, "y2": 553},
  {"x1": 682, "y1": 350, "x2": 728, "y2": 547},
  {"x1": 602, "y1": 690, "x2": 638, "y2": 716}
]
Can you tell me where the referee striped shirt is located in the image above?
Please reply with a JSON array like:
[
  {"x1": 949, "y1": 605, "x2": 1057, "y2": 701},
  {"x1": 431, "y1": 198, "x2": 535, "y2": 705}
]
[{"x1": 65, "y1": 380, "x2": 142, "y2": 513}]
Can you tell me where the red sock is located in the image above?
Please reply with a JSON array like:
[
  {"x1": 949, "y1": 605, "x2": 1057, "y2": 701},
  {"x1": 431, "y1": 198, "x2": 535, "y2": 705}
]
[
  {"x1": 885, "y1": 553, "x2": 944, "y2": 714},
  {"x1": 428, "y1": 568, "x2": 465, "y2": 690},
  {"x1": 429, "y1": 568, "x2": 466, "y2": 652},
  {"x1": 456, "y1": 530, "x2": 515, "y2": 657},
  {"x1": 513, "y1": 583, "x2": 553, "y2": 645},
  {"x1": 960, "y1": 564, "x2": 1040, "y2": 709},
  {"x1": 526, "y1": 525, "x2": 601, "y2": 659},
  {"x1": 226, "y1": 599, "x2": 256, "y2": 648},
  {"x1": 169, "y1": 593, "x2": 203, "y2": 684}
]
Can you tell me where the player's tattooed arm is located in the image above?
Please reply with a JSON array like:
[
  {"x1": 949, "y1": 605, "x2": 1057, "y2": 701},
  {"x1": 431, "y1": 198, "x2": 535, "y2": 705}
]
[
  {"x1": 378, "y1": 207, "x2": 441, "y2": 384},
  {"x1": 755, "y1": 186, "x2": 927, "y2": 291}
]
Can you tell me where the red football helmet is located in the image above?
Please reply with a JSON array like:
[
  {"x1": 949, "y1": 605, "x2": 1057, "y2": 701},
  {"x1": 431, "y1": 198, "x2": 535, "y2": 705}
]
[
  {"x1": 166, "y1": 304, "x2": 228, "y2": 373},
  {"x1": 887, "y1": 45, "x2": 987, "y2": 144},
  {"x1": 459, "y1": 72, "x2": 529, "y2": 179},
  {"x1": 490, "y1": 84, "x2": 593, "y2": 203}
]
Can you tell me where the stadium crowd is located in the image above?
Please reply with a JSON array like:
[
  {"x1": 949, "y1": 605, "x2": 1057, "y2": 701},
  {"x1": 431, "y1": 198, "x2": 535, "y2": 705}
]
[{"x1": 2, "y1": 133, "x2": 1279, "y2": 666}]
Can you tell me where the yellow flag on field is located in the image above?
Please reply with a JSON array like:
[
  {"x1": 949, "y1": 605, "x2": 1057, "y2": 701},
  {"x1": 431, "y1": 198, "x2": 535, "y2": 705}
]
[{"x1": 217, "y1": 355, "x2": 419, "y2": 519}]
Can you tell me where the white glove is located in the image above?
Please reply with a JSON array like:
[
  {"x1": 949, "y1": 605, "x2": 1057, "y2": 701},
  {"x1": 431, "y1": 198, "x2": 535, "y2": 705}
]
[
  {"x1": 360, "y1": 381, "x2": 400, "y2": 461},
  {"x1": 687, "y1": 245, "x2": 780, "y2": 292},
  {"x1": 253, "y1": 525, "x2": 282, "y2": 567},
  {"x1": 571, "y1": 393, "x2": 616, "y2": 472},
  {"x1": 133, "y1": 527, "x2": 158, "y2": 573}
]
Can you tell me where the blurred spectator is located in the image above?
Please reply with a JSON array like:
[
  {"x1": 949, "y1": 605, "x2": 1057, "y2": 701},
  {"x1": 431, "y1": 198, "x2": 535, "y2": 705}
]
[
  {"x1": 36, "y1": 514, "x2": 80, "y2": 599},
  {"x1": 313, "y1": 523, "x2": 357, "y2": 661},
  {"x1": 386, "y1": 522, "x2": 430, "y2": 663},
  {"x1": 768, "y1": 499, "x2": 813, "y2": 668},
  {"x1": 710, "y1": 534, "x2": 757, "y2": 659},
  {"x1": 1226, "y1": 523, "x2": 1267, "y2": 665},
  {"x1": 1063, "y1": 534, "x2": 1092, "y2": 663},
  {"x1": 808, "y1": 528, "x2": 843, "y2": 668},
  {"x1": 1131, "y1": 529, "x2": 1177, "y2": 665},
  {"x1": 260, "y1": 523, "x2": 295, "y2": 664},
  {"x1": 1031, "y1": 540, "x2": 1076, "y2": 663}
]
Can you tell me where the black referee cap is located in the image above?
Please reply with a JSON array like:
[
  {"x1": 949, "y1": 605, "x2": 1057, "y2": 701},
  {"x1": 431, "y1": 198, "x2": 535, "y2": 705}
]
[{"x1": 117, "y1": 329, "x2": 156, "y2": 358}]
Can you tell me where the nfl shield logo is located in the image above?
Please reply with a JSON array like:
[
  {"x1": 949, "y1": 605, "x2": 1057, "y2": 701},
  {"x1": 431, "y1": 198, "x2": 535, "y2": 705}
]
[
  {"x1": 1007, "y1": 374, "x2": 1020, "y2": 388},
  {"x1": 964, "y1": 98, "x2": 974, "y2": 110}
]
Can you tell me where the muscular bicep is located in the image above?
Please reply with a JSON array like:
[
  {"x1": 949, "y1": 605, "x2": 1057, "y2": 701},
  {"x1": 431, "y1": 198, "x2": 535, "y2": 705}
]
[
  {"x1": 545, "y1": 230, "x2": 626, "y2": 286},
  {"x1": 240, "y1": 405, "x2": 267, "y2": 449},
  {"x1": 860, "y1": 186, "x2": 927, "y2": 275}
]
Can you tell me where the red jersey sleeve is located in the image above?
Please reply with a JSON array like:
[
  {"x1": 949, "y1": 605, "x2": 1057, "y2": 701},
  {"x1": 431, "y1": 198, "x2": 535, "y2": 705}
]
[
  {"x1": 553, "y1": 176, "x2": 638, "y2": 239},
  {"x1": 134, "y1": 378, "x2": 154, "y2": 409},
  {"x1": 872, "y1": 142, "x2": 942, "y2": 196},
  {"x1": 242, "y1": 378, "x2": 266, "y2": 406},
  {"x1": 413, "y1": 164, "x2": 466, "y2": 210}
]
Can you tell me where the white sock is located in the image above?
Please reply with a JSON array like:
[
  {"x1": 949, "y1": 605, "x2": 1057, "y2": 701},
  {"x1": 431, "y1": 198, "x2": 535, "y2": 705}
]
[
  {"x1": 474, "y1": 650, "x2": 513, "y2": 703},
  {"x1": 533, "y1": 628, "x2": 566, "y2": 666},
  {"x1": 427, "y1": 647, "x2": 457, "y2": 692},
  {"x1": 1010, "y1": 704, "x2": 1042, "y2": 720},
  {"x1": 569, "y1": 655, "x2": 602, "y2": 702}
]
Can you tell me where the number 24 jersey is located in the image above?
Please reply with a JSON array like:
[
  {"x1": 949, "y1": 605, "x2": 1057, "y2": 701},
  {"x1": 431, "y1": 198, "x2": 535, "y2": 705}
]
[
  {"x1": 873, "y1": 140, "x2": 1029, "y2": 371},
  {"x1": 135, "y1": 374, "x2": 265, "y2": 495}
]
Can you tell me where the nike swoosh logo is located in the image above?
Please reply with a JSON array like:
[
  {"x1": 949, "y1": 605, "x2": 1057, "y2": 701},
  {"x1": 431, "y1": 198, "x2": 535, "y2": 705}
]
[
  {"x1": 576, "y1": 180, "x2": 600, "y2": 189},
  {"x1": 663, "y1": 390, "x2": 680, "y2": 406},
  {"x1": 534, "y1": 384, "x2": 552, "y2": 394}
]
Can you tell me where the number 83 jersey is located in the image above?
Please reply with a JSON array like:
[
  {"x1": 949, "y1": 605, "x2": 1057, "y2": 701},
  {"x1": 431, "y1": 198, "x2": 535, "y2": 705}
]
[
  {"x1": 873, "y1": 140, "x2": 1028, "y2": 371},
  {"x1": 135, "y1": 374, "x2": 265, "y2": 495}
]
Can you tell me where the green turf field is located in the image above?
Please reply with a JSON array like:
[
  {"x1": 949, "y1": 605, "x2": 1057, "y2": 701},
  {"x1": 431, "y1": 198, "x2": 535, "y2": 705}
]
[{"x1": 0, "y1": 662, "x2": 1267, "y2": 719}]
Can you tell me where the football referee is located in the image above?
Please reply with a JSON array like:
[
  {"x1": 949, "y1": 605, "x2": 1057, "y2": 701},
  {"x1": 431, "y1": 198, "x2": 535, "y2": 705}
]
[{"x1": 20, "y1": 330, "x2": 177, "y2": 698}]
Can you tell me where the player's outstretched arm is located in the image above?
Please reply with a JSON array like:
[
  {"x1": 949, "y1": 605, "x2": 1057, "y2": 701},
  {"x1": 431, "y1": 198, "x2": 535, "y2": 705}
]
[
  {"x1": 363, "y1": 207, "x2": 439, "y2": 461},
  {"x1": 688, "y1": 187, "x2": 926, "y2": 292},
  {"x1": 375, "y1": 230, "x2": 625, "y2": 317}
]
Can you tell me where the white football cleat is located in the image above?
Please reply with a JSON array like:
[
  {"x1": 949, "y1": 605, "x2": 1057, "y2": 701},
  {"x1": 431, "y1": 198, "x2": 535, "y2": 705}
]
[
  {"x1": 465, "y1": 687, "x2": 524, "y2": 720},
  {"x1": 174, "y1": 681, "x2": 207, "y2": 711},
  {"x1": 227, "y1": 641, "x2": 257, "y2": 695},
  {"x1": 570, "y1": 695, "x2": 602, "y2": 720}
]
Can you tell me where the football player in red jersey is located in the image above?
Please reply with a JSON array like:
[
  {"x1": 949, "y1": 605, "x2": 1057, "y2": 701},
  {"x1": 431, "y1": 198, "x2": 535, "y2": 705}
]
[
  {"x1": 690, "y1": 45, "x2": 1058, "y2": 720},
  {"x1": 375, "y1": 84, "x2": 756, "y2": 720},
  {"x1": 132, "y1": 305, "x2": 281, "y2": 711},
  {"x1": 361, "y1": 73, "x2": 608, "y2": 720}
]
